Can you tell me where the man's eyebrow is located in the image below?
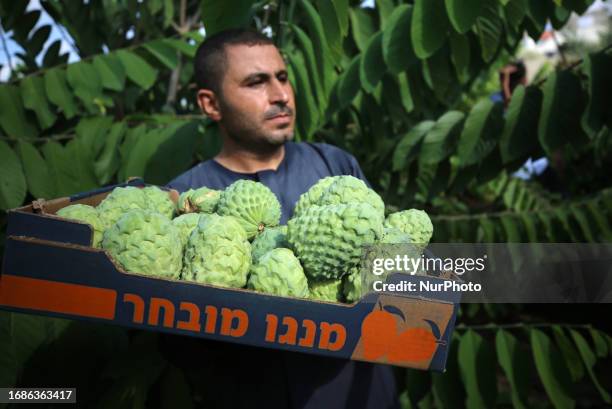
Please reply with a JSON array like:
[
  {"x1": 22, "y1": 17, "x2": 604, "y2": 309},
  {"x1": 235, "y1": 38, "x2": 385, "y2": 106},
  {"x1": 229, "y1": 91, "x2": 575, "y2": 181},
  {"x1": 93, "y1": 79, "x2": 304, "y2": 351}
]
[
  {"x1": 242, "y1": 72, "x2": 270, "y2": 83},
  {"x1": 242, "y1": 70, "x2": 288, "y2": 84}
]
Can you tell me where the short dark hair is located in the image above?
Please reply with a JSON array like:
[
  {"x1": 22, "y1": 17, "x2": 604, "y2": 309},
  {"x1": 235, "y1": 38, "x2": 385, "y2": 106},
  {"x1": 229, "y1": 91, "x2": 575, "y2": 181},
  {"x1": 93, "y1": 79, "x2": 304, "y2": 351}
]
[{"x1": 194, "y1": 29, "x2": 275, "y2": 95}]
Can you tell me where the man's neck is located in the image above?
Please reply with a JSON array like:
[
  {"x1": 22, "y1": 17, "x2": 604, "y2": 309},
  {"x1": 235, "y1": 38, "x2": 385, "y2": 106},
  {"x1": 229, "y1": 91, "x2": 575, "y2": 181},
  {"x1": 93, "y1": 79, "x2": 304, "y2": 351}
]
[{"x1": 214, "y1": 140, "x2": 286, "y2": 174}]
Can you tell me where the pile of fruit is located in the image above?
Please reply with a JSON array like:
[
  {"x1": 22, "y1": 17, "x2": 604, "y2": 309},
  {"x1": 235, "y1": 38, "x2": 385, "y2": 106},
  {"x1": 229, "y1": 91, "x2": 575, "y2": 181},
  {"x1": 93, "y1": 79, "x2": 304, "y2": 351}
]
[{"x1": 55, "y1": 176, "x2": 433, "y2": 303}]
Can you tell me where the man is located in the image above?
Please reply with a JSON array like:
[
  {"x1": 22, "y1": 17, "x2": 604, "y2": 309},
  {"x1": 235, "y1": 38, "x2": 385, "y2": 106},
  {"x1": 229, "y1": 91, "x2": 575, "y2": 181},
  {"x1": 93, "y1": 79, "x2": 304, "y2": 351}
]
[{"x1": 164, "y1": 29, "x2": 399, "y2": 409}]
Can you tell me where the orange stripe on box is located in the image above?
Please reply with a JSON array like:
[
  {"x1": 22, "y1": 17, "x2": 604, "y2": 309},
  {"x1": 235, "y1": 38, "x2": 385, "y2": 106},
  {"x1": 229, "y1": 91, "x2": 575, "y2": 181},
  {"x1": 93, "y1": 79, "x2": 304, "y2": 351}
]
[{"x1": 0, "y1": 274, "x2": 117, "y2": 320}]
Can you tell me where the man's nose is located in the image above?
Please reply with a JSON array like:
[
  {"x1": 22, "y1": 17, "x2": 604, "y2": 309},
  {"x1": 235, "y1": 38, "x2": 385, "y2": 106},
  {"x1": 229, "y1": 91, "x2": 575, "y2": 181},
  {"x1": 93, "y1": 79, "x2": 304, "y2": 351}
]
[{"x1": 269, "y1": 78, "x2": 290, "y2": 105}]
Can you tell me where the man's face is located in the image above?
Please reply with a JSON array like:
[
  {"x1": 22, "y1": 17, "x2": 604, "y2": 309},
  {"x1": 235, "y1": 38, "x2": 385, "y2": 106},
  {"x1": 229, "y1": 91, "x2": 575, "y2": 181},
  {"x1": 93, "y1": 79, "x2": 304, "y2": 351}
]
[{"x1": 209, "y1": 44, "x2": 296, "y2": 150}]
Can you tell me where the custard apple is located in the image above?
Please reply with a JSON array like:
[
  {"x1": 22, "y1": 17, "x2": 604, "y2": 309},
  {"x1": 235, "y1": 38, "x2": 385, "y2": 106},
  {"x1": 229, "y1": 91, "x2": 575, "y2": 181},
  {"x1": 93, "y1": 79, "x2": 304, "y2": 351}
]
[
  {"x1": 182, "y1": 214, "x2": 251, "y2": 288},
  {"x1": 250, "y1": 225, "x2": 288, "y2": 263},
  {"x1": 247, "y1": 248, "x2": 309, "y2": 298},
  {"x1": 172, "y1": 213, "x2": 209, "y2": 246},
  {"x1": 143, "y1": 186, "x2": 175, "y2": 218},
  {"x1": 309, "y1": 279, "x2": 343, "y2": 302},
  {"x1": 384, "y1": 209, "x2": 433, "y2": 249},
  {"x1": 56, "y1": 204, "x2": 105, "y2": 247},
  {"x1": 287, "y1": 202, "x2": 383, "y2": 280},
  {"x1": 380, "y1": 227, "x2": 412, "y2": 244},
  {"x1": 293, "y1": 176, "x2": 336, "y2": 216},
  {"x1": 316, "y1": 176, "x2": 385, "y2": 217},
  {"x1": 101, "y1": 209, "x2": 183, "y2": 279},
  {"x1": 178, "y1": 187, "x2": 221, "y2": 214},
  {"x1": 97, "y1": 186, "x2": 147, "y2": 228},
  {"x1": 216, "y1": 180, "x2": 281, "y2": 239},
  {"x1": 342, "y1": 266, "x2": 362, "y2": 303}
]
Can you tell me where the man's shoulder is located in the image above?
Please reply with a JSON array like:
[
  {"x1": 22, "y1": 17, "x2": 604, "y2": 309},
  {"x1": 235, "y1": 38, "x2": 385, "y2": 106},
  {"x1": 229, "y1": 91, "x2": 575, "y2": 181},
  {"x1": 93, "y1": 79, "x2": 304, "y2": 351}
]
[{"x1": 288, "y1": 141, "x2": 368, "y2": 184}]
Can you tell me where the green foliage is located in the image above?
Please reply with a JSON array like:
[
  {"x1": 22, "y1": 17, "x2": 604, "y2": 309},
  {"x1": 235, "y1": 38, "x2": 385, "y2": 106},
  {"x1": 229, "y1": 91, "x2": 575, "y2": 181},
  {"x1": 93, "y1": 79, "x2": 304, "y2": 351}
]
[{"x1": 0, "y1": 0, "x2": 611, "y2": 407}]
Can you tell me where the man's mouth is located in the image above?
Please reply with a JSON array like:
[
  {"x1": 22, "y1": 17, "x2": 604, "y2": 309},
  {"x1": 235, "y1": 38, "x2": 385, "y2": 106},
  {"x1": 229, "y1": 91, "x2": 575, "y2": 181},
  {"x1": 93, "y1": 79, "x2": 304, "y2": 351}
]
[{"x1": 267, "y1": 113, "x2": 291, "y2": 121}]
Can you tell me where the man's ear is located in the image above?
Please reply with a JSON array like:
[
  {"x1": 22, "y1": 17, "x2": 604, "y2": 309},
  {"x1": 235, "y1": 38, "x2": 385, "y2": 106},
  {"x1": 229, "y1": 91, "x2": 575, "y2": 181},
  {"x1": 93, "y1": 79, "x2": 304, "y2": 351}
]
[{"x1": 197, "y1": 89, "x2": 222, "y2": 121}]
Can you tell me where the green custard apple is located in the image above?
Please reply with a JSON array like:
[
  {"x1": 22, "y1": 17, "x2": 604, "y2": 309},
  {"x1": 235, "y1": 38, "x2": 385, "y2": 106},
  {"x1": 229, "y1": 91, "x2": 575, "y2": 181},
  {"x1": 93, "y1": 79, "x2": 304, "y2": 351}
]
[
  {"x1": 247, "y1": 248, "x2": 309, "y2": 298},
  {"x1": 56, "y1": 204, "x2": 105, "y2": 247},
  {"x1": 250, "y1": 225, "x2": 288, "y2": 264},
  {"x1": 182, "y1": 214, "x2": 251, "y2": 288},
  {"x1": 216, "y1": 180, "x2": 281, "y2": 239},
  {"x1": 287, "y1": 202, "x2": 383, "y2": 281},
  {"x1": 101, "y1": 209, "x2": 183, "y2": 279},
  {"x1": 384, "y1": 209, "x2": 433, "y2": 249},
  {"x1": 309, "y1": 279, "x2": 344, "y2": 302}
]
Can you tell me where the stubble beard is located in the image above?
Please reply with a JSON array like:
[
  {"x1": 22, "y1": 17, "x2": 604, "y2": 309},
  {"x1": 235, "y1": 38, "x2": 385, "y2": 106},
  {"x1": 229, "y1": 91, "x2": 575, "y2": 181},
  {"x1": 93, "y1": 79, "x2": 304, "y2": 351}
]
[{"x1": 219, "y1": 99, "x2": 294, "y2": 154}]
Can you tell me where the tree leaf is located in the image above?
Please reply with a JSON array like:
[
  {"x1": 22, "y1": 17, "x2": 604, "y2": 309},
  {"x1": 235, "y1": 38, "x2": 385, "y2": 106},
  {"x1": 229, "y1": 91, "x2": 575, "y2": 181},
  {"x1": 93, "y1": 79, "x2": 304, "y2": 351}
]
[
  {"x1": 116, "y1": 50, "x2": 158, "y2": 90},
  {"x1": 15, "y1": 141, "x2": 56, "y2": 199},
  {"x1": 94, "y1": 122, "x2": 127, "y2": 185},
  {"x1": 445, "y1": 0, "x2": 481, "y2": 33},
  {"x1": 569, "y1": 329, "x2": 611, "y2": 404},
  {"x1": 432, "y1": 336, "x2": 465, "y2": 409},
  {"x1": 457, "y1": 99, "x2": 503, "y2": 167},
  {"x1": 65, "y1": 137, "x2": 100, "y2": 192},
  {"x1": 118, "y1": 124, "x2": 147, "y2": 182},
  {"x1": 164, "y1": 38, "x2": 197, "y2": 58},
  {"x1": 420, "y1": 111, "x2": 465, "y2": 165},
  {"x1": 397, "y1": 72, "x2": 414, "y2": 114},
  {"x1": 563, "y1": 0, "x2": 596, "y2": 14},
  {"x1": 44, "y1": 68, "x2": 78, "y2": 119},
  {"x1": 360, "y1": 31, "x2": 385, "y2": 93},
  {"x1": 349, "y1": 8, "x2": 376, "y2": 52},
  {"x1": 143, "y1": 39, "x2": 179, "y2": 70},
  {"x1": 457, "y1": 329, "x2": 498, "y2": 409},
  {"x1": 530, "y1": 328, "x2": 575, "y2": 409},
  {"x1": 26, "y1": 25, "x2": 51, "y2": 57},
  {"x1": 0, "y1": 141, "x2": 27, "y2": 210},
  {"x1": 20, "y1": 75, "x2": 57, "y2": 130},
  {"x1": 317, "y1": 0, "x2": 343, "y2": 64},
  {"x1": 200, "y1": 0, "x2": 253, "y2": 35},
  {"x1": 474, "y1": 1, "x2": 503, "y2": 63},
  {"x1": 538, "y1": 70, "x2": 586, "y2": 155},
  {"x1": 299, "y1": 0, "x2": 335, "y2": 95},
  {"x1": 393, "y1": 120, "x2": 434, "y2": 171},
  {"x1": 500, "y1": 85, "x2": 543, "y2": 164},
  {"x1": 42, "y1": 39, "x2": 68, "y2": 68},
  {"x1": 66, "y1": 61, "x2": 104, "y2": 113},
  {"x1": 144, "y1": 122, "x2": 201, "y2": 185},
  {"x1": 411, "y1": 0, "x2": 450, "y2": 59},
  {"x1": 337, "y1": 55, "x2": 361, "y2": 111},
  {"x1": 449, "y1": 30, "x2": 470, "y2": 81},
  {"x1": 526, "y1": 0, "x2": 552, "y2": 36},
  {"x1": 581, "y1": 52, "x2": 612, "y2": 136},
  {"x1": 589, "y1": 328, "x2": 609, "y2": 358},
  {"x1": 288, "y1": 52, "x2": 319, "y2": 139},
  {"x1": 382, "y1": 5, "x2": 418, "y2": 75},
  {"x1": 0, "y1": 85, "x2": 38, "y2": 139},
  {"x1": 552, "y1": 325, "x2": 585, "y2": 383},
  {"x1": 291, "y1": 24, "x2": 325, "y2": 113},
  {"x1": 495, "y1": 329, "x2": 529, "y2": 409},
  {"x1": 503, "y1": 0, "x2": 527, "y2": 40},
  {"x1": 93, "y1": 53, "x2": 126, "y2": 92},
  {"x1": 332, "y1": 0, "x2": 349, "y2": 37}
]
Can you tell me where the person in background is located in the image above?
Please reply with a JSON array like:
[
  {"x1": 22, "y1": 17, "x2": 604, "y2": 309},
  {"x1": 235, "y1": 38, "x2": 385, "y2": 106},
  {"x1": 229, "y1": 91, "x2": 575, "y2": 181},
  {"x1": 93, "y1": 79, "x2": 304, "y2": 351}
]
[
  {"x1": 491, "y1": 60, "x2": 527, "y2": 107},
  {"x1": 162, "y1": 28, "x2": 399, "y2": 409}
]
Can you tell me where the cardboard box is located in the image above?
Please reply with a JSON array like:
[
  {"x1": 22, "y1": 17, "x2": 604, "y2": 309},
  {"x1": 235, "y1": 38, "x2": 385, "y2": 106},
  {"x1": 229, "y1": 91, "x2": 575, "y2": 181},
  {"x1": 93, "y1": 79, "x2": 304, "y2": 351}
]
[{"x1": 0, "y1": 181, "x2": 460, "y2": 371}]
